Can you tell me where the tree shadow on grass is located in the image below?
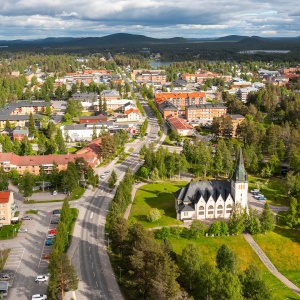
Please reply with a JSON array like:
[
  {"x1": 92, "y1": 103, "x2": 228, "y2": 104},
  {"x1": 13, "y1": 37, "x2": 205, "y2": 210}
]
[
  {"x1": 133, "y1": 214, "x2": 149, "y2": 223},
  {"x1": 273, "y1": 226, "x2": 300, "y2": 245}
]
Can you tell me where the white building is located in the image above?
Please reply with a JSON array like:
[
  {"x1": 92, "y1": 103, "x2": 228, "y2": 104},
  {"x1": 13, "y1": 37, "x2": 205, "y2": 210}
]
[{"x1": 175, "y1": 150, "x2": 248, "y2": 221}]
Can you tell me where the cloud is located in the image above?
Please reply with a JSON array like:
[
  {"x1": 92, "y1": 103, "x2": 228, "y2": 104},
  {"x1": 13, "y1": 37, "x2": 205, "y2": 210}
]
[{"x1": 0, "y1": 0, "x2": 299, "y2": 39}]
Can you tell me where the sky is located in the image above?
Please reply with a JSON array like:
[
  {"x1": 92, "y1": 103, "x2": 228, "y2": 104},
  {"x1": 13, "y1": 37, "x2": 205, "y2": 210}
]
[{"x1": 0, "y1": 0, "x2": 299, "y2": 40}]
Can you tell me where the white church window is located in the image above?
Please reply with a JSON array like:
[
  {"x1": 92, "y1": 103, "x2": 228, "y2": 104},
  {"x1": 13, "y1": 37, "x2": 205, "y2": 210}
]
[
  {"x1": 208, "y1": 205, "x2": 214, "y2": 215},
  {"x1": 217, "y1": 205, "x2": 223, "y2": 214},
  {"x1": 226, "y1": 204, "x2": 232, "y2": 213},
  {"x1": 199, "y1": 206, "x2": 205, "y2": 210}
]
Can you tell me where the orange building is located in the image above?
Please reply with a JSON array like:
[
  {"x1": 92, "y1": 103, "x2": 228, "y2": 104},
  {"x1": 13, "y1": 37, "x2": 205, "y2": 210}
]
[
  {"x1": 155, "y1": 91, "x2": 206, "y2": 109},
  {"x1": 185, "y1": 104, "x2": 227, "y2": 121},
  {"x1": 0, "y1": 191, "x2": 15, "y2": 225}
]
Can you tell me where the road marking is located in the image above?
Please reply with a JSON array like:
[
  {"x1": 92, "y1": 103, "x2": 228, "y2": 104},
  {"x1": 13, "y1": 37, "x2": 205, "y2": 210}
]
[
  {"x1": 93, "y1": 272, "x2": 95, "y2": 277},
  {"x1": 90, "y1": 212, "x2": 94, "y2": 219},
  {"x1": 96, "y1": 282, "x2": 98, "y2": 287},
  {"x1": 72, "y1": 291, "x2": 77, "y2": 300}
]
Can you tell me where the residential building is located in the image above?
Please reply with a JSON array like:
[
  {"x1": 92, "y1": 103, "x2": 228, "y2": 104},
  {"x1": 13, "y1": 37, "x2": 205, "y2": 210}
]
[
  {"x1": 0, "y1": 114, "x2": 44, "y2": 129},
  {"x1": 175, "y1": 150, "x2": 248, "y2": 221},
  {"x1": 181, "y1": 71, "x2": 232, "y2": 83},
  {"x1": 101, "y1": 90, "x2": 120, "y2": 101},
  {"x1": 79, "y1": 115, "x2": 108, "y2": 124},
  {"x1": 236, "y1": 87, "x2": 258, "y2": 103},
  {"x1": 132, "y1": 69, "x2": 167, "y2": 84},
  {"x1": 12, "y1": 129, "x2": 29, "y2": 141},
  {"x1": 0, "y1": 152, "x2": 99, "y2": 175},
  {"x1": 0, "y1": 101, "x2": 54, "y2": 116},
  {"x1": 166, "y1": 115, "x2": 194, "y2": 136},
  {"x1": 220, "y1": 114, "x2": 245, "y2": 137},
  {"x1": 106, "y1": 100, "x2": 136, "y2": 111},
  {"x1": 0, "y1": 191, "x2": 15, "y2": 225},
  {"x1": 185, "y1": 104, "x2": 227, "y2": 122},
  {"x1": 72, "y1": 92, "x2": 98, "y2": 102},
  {"x1": 157, "y1": 101, "x2": 179, "y2": 119},
  {"x1": 116, "y1": 108, "x2": 140, "y2": 122},
  {"x1": 155, "y1": 91, "x2": 206, "y2": 109}
]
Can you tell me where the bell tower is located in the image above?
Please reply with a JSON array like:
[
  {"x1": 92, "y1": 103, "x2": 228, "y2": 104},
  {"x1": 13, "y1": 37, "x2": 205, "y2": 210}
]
[{"x1": 231, "y1": 149, "x2": 248, "y2": 208}]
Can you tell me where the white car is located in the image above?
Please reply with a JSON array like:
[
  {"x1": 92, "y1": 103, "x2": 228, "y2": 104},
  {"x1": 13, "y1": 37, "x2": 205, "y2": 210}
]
[
  {"x1": 35, "y1": 275, "x2": 49, "y2": 282},
  {"x1": 47, "y1": 234, "x2": 56, "y2": 239},
  {"x1": 18, "y1": 228, "x2": 28, "y2": 233},
  {"x1": 32, "y1": 294, "x2": 47, "y2": 299},
  {"x1": 100, "y1": 174, "x2": 106, "y2": 179}
]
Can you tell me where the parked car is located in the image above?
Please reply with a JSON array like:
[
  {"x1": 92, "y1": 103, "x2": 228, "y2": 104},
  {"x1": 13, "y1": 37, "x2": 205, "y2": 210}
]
[
  {"x1": 52, "y1": 190, "x2": 58, "y2": 195},
  {"x1": 18, "y1": 228, "x2": 28, "y2": 233},
  {"x1": 0, "y1": 273, "x2": 11, "y2": 280},
  {"x1": 250, "y1": 189, "x2": 260, "y2": 195},
  {"x1": 48, "y1": 229, "x2": 56, "y2": 234},
  {"x1": 31, "y1": 294, "x2": 47, "y2": 300},
  {"x1": 104, "y1": 170, "x2": 111, "y2": 175},
  {"x1": 42, "y1": 253, "x2": 51, "y2": 259},
  {"x1": 52, "y1": 209, "x2": 61, "y2": 215},
  {"x1": 22, "y1": 215, "x2": 33, "y2": 220},
  {"x1": 47, "y1": 234, "x2": 56, "y2": 239},
  {"x1": 45, "y1": 239, "x2": 53, "y2": 246},
  {"x1": 258, "y1": 196, "x2": 266, "y2": 201},
  {"x1": 100, "y1": 174, "x2": 106, "y2": 179},
  {"x1": 50, "y1": 219, "x2": 59, "y2": 224},
  {"x1": 35, "y1": 275, "x2": 49, "y2": 282}
]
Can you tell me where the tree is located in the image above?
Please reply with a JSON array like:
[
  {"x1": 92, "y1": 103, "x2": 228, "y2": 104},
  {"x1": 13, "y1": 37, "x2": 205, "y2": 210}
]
[
  {"x1": 216, "y1": 244, "x2": 237, "y2": 273},
  {"x1": 19, "y1": 170, "x2": 35, "y2": 199},
  {"x1": 20, "y1": 136, "x2": 33, "y2": 155},
  {"x1": 46, "y1": 105, "x2": 52, "y2": 116},
  {"x1": 286, "y1": 197, "x2": 299, "y2": 228},
  {"x1": 4, "y1": 120, "x2": 12, "y2": 129},
  {"x1": 140, "y1": 166, "x2": 149, "y2": 179},
  {"x1": 99, "y1": 134, "x2": 115, "y2": 160},
  {"x1": 245, "y1": 207, "x2": 261, "y2": 235},
  {"x1": 0, "y1": 166, "x2": 9, "y2": 191},
  {"x1": 189, "y1": 220, "x2": 207, "y2": 238},
  {"x1": 214, "y1": 270, "x2": 243, "y2": 300},
  {"x1": 28, "y1": 112, "x2": 37, "y2": 135},
  {"x1": 48, "y1": 253, "x2": 79, "y2": 300},
  {"x1": 147, "y1": 208, "x2": 161, "y2": 222},
  {"x1": 240, "y1": 265, "x2": 271, "y2": 300},
  {"x1": 181, "y1": 243, "x2": 201, "y2": 290},
  {"x1": 37, "y1": 133, "x2": 47, "y2": 155},
  {"x1": 260, "y1": 202, "x2": 275, "y2": 232},
  {"x1": 56, "y1": 130, "x2": 67, "y2": 154},
  {"x1": 92, "y1": 124, "x2": 97, "y2": 140},
  {"x1": 229, "y1": 203, "x2": 246, "y2": 234}
]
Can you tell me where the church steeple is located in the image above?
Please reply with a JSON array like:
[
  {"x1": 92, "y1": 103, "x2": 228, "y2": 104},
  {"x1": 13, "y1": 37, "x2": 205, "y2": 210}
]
[{"x1": 232, "y1": 149, "x2": 247, "y2": 182}]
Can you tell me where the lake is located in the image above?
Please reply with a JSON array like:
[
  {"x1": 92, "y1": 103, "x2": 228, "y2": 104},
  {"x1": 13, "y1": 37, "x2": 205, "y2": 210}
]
[{"x1": 149, "y1": 60, "x2": 172, "y2": 69}]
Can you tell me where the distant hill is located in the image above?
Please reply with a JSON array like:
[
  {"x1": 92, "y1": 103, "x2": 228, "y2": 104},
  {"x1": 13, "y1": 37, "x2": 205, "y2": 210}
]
[{"x1": 216, "y1": 35, "x2": 249, "y2": 42}]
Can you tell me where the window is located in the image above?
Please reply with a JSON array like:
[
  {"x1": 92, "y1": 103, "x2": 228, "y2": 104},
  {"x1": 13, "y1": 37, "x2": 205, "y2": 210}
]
[
  {"x1": 198, "y1": 211, "x2": 204, "y2": 215},
  {"x1": 184, "y1": 212, "x2": 188, "y2": 216},
  {"x1": 208, "y1": 205, "x2": 214, "y2": 210},
  {"x1": 199, "y1": 206, "x2": 205, "y2": 210}
]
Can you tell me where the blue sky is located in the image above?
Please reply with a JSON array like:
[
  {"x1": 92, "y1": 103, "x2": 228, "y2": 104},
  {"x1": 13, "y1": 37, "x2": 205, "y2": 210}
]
[{"x1": 0, "y1": 0, "x2": 299, "y2": 40}]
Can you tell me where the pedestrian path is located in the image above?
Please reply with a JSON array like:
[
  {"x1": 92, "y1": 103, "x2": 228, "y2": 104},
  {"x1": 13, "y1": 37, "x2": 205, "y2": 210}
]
[{"x1": 243, "y1": 233, "x2": 300, "y2": 297}]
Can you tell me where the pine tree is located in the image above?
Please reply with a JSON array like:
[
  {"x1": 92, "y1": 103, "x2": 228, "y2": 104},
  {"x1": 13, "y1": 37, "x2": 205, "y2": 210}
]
[
  {"x1": 92, "y1": 124, "x2": 97, "y2": 140},
  {"x1": 19, "y1": 170, "x2": 35, "y2": 198},
  {"x1": 260, "y1": 202, "x2": 275, "y2": 232},
  {"x1": 216, "y1": 244, "x2": 237, "y2": 274},
  {"x1": 56, "y1": 130, "x2": 67, "y2": 154},
  {"x1": 0, "y1": 166, "x2": 9, "y2": 191},
  {"x1": 28, "y1": 112, "x2": 36, "y2": 135}
]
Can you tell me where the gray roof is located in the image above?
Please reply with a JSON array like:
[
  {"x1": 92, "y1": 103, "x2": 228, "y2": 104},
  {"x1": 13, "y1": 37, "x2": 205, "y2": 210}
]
[
  {"x1": 186, "y1": 104, "x2": 227, "y2": 110},
  {"x1": 13, "y1": 129, "x2": 28, "y2": 135},
  {"x1": 0, "y1": 101, "x2": 51, "y2": 116},
  {"x1": 232, "y1": 149, "x2": 247, "y2": 182},
  {"x1": 0, "y1": 114, "x2": 44, "y2": 121},
  {"x1": 158, "y1": 101, "x2": 178, "y2": 111},
  {"x1": 175, "y1": 180, "x2": 231, "y2": 204}
]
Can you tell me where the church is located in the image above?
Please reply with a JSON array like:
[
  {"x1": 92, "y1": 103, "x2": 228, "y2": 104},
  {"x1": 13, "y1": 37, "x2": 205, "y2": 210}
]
[{"x1": 175, "y1": 150, "x2": 248, "y2": 221}]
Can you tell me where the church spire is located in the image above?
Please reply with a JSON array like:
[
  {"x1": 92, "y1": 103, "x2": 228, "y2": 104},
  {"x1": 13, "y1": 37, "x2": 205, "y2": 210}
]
[{"x1": 232, "y1": 149, "x2": 247, "y2": 182}]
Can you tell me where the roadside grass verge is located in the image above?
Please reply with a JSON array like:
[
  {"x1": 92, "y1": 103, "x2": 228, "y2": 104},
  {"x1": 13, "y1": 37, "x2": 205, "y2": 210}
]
[
  {"x1": 253, "y1": 225, "x2": 300, "y2": 288},
  {"x1": 248, "y1": 175, "x2": 289, "y2": 206},
  {"x1": 25, "y1": 209, "x2": 38, "y2": 214},
  {"x1": 70, "y1": 186, "x2": 85, "y2": 200},
  {"x1": 0, "y1": 249, "x2": 10, "y2": 270},
  {"x1": 128, "y1": 181, "x2": 188, "y2": 228},
  {"x1": 0, "y1": 223, "x2": 22, "y2": 240}
]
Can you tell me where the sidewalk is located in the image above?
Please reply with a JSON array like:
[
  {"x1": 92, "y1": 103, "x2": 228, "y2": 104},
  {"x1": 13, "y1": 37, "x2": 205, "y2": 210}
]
[{"x1": 243, "y1": 233, "x2": 300, "y2": 297}]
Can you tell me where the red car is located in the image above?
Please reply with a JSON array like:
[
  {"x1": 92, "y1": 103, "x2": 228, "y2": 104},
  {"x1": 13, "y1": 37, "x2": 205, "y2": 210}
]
[{"x1": 48, "y1": 229, "x2": 56, "y2": 234}]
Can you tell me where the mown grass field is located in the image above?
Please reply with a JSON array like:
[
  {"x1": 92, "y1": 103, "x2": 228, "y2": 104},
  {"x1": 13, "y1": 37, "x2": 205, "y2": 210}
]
[
  {"x1": 253, "y1": 226, "x2": 300, "y2": 289},
  {"x1": 248, "y1": 175, "x2": 289, "y2": 206},
  {"x1": 128, "y1": 181, "x2": 188, "y2": 228}
]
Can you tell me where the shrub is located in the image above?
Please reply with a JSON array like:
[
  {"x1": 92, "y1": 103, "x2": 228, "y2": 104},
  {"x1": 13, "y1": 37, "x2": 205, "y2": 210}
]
[{"x1": 147, "y1": 208, "x2": 161, "y2": 222}]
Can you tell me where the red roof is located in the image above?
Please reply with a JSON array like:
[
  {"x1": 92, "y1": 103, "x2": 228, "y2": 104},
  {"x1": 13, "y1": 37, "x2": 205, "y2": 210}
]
[
  {"x1": 0, "y1": 191, "x2": 11, "y2": 203},
  {"x1": 0, "y1": 152, "x2": 98, "y2": 168},
  {"x1": 166, "y1": 115, "x2": 193, "y2": 130},
  {"x1": 124, "y1": 108, "x2": 139, "y2": 115},
  {"x1": 155, "y1": 91, "x2": 206, "y2": 104}
]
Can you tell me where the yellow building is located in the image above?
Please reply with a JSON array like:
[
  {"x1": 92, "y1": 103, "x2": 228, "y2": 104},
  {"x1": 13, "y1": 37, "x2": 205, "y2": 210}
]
[{"x1": 0, "y1": 192, "x2": 15, "y2": 225}]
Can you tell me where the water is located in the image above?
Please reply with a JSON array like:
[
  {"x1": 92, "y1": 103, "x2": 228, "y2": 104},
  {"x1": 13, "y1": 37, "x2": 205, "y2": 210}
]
[{"x1": 149, "y1": 60, "x2": 172, "y2": 69}]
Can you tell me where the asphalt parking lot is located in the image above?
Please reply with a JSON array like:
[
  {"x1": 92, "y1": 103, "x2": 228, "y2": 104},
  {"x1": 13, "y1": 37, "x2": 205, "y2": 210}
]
[{"x1": 0, "y1": 207, "x2": 62, "y2": 299}]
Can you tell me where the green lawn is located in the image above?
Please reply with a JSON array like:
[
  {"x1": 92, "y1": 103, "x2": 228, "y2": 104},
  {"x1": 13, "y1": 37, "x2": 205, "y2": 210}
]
[
  {"x1": 0, "y1": 223, "x2": 22, "y2": 240},
  {"x1": 25, "y1": 209, "x2": 38, "y2": 214},
  {"x1": 163, "y1": 234, "x2": 300, "y2": 299},
  {"x1": 128, "y1": 181, "x2": 188, "y2": 228},
  {"x1": 70, "y1": 186, "x2": 85, "y2": 200},
  {"x1": 248, "y1": 175, "x2": 289, "y2": 206},
  {"x1": 68, "y1": 147, "x2": 78, "y2": 153},
  {"x1": 0, "y1": 249, "x2": 10, "y2": 270},
  {"x1": 253, "y1": 225, "x2": 300, "y2": 288}
]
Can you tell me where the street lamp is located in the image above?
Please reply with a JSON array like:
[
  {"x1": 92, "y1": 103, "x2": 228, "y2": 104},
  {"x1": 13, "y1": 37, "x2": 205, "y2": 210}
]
[{"x1": 105, "y1": 233, "x2": 110, "y2": 249}]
